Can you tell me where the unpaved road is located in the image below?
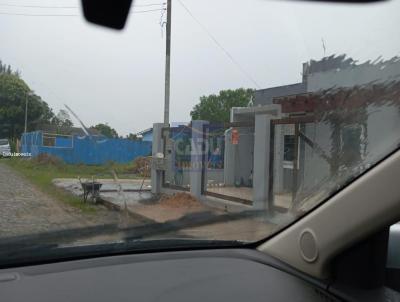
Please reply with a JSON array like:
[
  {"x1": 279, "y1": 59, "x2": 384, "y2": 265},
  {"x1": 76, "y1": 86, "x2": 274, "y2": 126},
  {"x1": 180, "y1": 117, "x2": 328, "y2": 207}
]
[{"x1": 0, "y1": 163, "x2": 122, "y2": 238}]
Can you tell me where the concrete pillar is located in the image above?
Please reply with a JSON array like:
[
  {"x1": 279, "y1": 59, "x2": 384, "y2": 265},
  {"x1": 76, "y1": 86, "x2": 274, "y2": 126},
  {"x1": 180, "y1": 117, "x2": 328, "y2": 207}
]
[
  {"x1": 273, "y1": 124, "x2": 284, "y2": 193},
  {"x1": 151, "y1": 123, "x2": 164, "y2": 194},
  {"x1": 190, "y1": 120, "x2": 208, "y2": 199},
  {"x1": 253, "y1": 114, "x2": 272, "y2": 211},
  {"x1": 223, "y1": 128, "x2": 235, "y2": 186}
]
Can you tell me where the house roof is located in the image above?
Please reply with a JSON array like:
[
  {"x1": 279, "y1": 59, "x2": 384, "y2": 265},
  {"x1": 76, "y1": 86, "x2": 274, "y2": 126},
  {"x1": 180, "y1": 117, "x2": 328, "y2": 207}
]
[
  {"x1": 254, "y1": 83, "x2": 306, "y2": 106},
  {"x1": 137, "y1": 127, "x2": 153, "y2": 136},
  {"x1": 36, "y1": 124, "x2": 100, "y2": 136}
]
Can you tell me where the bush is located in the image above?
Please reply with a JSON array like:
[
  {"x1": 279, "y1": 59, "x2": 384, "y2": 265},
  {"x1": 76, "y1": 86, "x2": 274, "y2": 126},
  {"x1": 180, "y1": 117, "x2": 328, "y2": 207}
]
[
  {"x1": 33, "y1": 153, "x2": 65, "y2": 167},
  {"x1": 127, "y1": 157, "x2": 151, "y2": 176}
]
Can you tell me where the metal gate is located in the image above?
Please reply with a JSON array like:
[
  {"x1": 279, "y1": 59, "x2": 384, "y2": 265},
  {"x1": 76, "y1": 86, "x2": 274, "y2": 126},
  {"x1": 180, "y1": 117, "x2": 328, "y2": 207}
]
[
  {"x1": 161, "y1": 125, "x2": 192, "y2": 191},
  {"x1": 202, "y1": 121, "x2": 255, "y2": 205}
]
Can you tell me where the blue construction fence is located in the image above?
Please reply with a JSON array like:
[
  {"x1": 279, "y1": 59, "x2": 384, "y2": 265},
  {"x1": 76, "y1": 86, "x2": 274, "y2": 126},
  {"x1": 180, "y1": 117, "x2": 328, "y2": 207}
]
[{"x1": 21, "y1": 131, "x2": 152, "y2": 165}]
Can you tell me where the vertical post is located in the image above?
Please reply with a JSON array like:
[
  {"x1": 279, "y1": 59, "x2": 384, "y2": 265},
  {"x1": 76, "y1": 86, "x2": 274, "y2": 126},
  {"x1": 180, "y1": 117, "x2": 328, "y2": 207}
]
[
  {"x1": 164, "y1": 0, "x2": 172, "y2": 126},
  {"x1": 24, "y1": 92, "x2": 28, "y2": 133},
  {"x1": 190, "y1": 120, "x2": 208, "y2": 199},
  {"x1": 253, "y1": 114, "x2": 272, "y2": 211},
  {"x1": 151, "y1": 123, "x2": 164, "y2": 194},
  {"x1": 292, "y1": 123, "x2": 300, "y2": 204},
  {"x1": 268, "y1": 120, "x2": 275, "y2": 209}
]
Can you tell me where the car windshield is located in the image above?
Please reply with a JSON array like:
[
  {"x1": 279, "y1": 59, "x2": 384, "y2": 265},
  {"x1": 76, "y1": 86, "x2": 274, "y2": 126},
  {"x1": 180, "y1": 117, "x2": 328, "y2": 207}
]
[{"x1": 0, "y1": 0, "x2": 400, "y2": 264}]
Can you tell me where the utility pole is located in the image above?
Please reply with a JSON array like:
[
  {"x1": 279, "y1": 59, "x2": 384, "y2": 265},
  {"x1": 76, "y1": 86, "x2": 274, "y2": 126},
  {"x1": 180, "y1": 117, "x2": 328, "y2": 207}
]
[
  {"x1": 24, "y1": 92, "x2": 28, "y2": 133},
  {"x1": 163, "y1": 0, "x2": 171, "y2": 126}
]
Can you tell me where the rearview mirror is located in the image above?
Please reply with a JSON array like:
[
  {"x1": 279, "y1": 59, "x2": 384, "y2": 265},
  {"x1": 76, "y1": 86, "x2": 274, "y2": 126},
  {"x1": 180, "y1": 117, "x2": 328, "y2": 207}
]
[
  {"x1": 81, "y1": 0, "x2": 387, "y2": 30},
  {"x1": 81, "y1": 0, "x2": 133, "y2": 30}
]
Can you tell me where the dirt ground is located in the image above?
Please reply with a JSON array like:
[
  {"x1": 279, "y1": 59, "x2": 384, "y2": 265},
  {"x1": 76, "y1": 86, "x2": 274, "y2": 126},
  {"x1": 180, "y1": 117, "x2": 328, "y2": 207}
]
[
  {"x1": 129, "y1": 192, "x2": 212, "y2": 223},
  {"x1": 125, "y1": 192, "x2": 277, "y2": 242},
  {"x1": 0, "y1": 163, "x2": 127, "y2": 238}
]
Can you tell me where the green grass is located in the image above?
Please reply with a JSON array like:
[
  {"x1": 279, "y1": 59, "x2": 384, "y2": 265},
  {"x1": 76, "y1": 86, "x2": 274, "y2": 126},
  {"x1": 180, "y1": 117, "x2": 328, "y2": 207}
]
[{"x1": 1, "y1": 157, "x2": 144, "y2": 213}]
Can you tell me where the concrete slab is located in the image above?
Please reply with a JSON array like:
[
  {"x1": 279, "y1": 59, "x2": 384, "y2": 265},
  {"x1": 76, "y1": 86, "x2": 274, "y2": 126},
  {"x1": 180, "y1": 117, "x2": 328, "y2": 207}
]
[
  {"x1": 52, "y1": 178, "x2": 154, "y2": 206},
  {"x1": 53, "y1": 179, "x2": 286, "y2": 242},
  {"x1": 206, "y1": 186, "x2": 293, "y2": 209}
]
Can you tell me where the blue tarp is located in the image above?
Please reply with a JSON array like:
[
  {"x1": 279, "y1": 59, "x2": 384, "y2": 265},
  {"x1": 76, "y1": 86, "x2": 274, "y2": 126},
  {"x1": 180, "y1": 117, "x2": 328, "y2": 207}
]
[{"x1": 21, "y1": 131, "x2": 152, "y2": 165}]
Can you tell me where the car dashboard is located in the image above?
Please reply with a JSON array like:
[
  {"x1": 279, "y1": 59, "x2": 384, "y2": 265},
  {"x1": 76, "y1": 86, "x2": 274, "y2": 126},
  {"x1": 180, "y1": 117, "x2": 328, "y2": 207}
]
[{"x1": 0, "y1": 249, "x2": 337, "y2": 302}]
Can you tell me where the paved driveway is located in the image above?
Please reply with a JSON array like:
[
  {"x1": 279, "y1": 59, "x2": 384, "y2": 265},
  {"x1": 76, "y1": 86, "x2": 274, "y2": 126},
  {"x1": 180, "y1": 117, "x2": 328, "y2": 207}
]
[{"x1": 0, "y1": 163, "x2": 120, "y2": 238}]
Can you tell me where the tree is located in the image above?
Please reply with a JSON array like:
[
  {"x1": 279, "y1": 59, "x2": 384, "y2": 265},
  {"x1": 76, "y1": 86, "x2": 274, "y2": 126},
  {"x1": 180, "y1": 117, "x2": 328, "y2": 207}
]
[
  {"x1": 0, "y1": 72, "x2": 54, "y2": 139},
  {"x1": 51, "y1": 109, "x2": 73, "y2": 128},
  {"x1": 126, "y1": 133, "x2": 141, "y2": 140},
  {"x1": 0, "y1": 60, "x2": 20, "y2": 77},
  {"x1": 190, "y1": 88, "x2": 254, "y2": 123},
  {"x1": 91, "y1": 123, "x2": 118, "y2": 138}
]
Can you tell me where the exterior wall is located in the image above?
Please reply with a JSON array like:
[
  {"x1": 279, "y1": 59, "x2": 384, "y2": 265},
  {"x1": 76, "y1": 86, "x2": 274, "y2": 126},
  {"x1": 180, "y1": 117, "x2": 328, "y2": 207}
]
[
  {"x1": 142, "y1": 131, "x2": 153, "y2": 142},
  {"x1": 223, "y1": 127, "x2": 254, "y2": 187},
  {"x1": 363, "y1": 104, "x2": 400, "y2": 165},
  {"x1": 21, "y1": 131, "x2": 152, "y2": 165},
  {"x1": 254, "y1": 83, "x2": 306, "y2": 106},
  {"x1": 307, "y1": 60, "x2": 400, "y2": 93},
  {"x1": 299, "y1": 122, "x2": 332, "y2": 194},
  {"x1": 299, "y1": 61, "x2": 400, "y2": 192},
  {"x1": 299, "y1": 59, "x2": 400, "y2": 196},
  {"x1": 300, "y1": 103, "x2": 400, "y2": 196}
]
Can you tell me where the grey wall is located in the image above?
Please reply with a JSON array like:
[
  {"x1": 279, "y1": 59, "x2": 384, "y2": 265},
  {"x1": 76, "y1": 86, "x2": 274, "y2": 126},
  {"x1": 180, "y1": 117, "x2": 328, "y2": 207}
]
[
  {"x1": 307, "y1": 60, "x2": 400, "y2": 92},
  {"x1": 223, "y1": 127, "x2": 254, "y2": 187},
  {"x1": 299, "y1": 122, "x2": 332, "y2": 194},
  {"x1": 254, "y1": 83, "x2": 306, "y2": 106},
  {"x1": 296, "y1": 59, "x2": 400, "y2": 198}
]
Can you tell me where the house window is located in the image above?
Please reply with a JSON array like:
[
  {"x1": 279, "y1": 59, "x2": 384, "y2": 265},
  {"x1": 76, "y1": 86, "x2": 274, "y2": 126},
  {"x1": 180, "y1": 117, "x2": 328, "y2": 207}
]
[{"x1": 284, "y1": 135, "x2": 295, "y2": 162}]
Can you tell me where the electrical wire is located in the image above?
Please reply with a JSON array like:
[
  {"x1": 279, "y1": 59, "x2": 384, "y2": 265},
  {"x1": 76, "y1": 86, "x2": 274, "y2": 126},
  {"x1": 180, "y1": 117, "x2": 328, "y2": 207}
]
[
  {"x1": 0, "y1": 3, "x2": 166, "y2": 9},
  {"x1": 176, "y1": 0, "x2": 261, "y2": 89},
  {"x1": 0, "y1": 3, "x2": 76, "y2": 9},
  {"x1": 0, "y1": 12, "x2": 77, "y2": 16},
  {"x1": 0, "y1": 8, "x2": 165, "y2": 17}
]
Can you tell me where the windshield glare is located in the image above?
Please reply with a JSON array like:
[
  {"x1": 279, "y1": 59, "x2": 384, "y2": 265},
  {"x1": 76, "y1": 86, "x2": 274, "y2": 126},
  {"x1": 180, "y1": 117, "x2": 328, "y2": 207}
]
[{"x1": 0, "y1": 0, "x2": 400, "y2": 263}]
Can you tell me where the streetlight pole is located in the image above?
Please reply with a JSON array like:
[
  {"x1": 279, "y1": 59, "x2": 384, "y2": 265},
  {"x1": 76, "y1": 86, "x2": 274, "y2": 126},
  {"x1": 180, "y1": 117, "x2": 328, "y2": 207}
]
[
  {"x1": 24, "y1": 92, "x2": 28, "y2": 133},
  {"x1": 24, "y1": 91, "x2": 33, "y2": 133}
]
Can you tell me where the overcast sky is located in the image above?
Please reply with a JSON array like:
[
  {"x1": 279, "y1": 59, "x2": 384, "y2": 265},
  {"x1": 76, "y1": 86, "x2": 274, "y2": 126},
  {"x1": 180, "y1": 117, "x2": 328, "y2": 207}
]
[{"x1": 1, "y1": 0, "x2": 399, "y2": 135}]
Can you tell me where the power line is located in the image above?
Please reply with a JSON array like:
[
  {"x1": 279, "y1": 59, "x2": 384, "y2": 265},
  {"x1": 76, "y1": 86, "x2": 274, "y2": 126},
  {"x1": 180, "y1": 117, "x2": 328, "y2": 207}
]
[
  {"x1": 0, "y1": 8, "x2": 165, "y2": 17},
  {"x1": 176, "y1": 0, "x2": 261, "y2": 89},
  {"x1": 0, "y1": 3, "x2": 76, "y2": 9},
  {"x1": 0, "y1": 12, "x2": 77, "y2": 16},
  {"x1": 0, "y1": 3, "x2": 166, "y2": 9}
]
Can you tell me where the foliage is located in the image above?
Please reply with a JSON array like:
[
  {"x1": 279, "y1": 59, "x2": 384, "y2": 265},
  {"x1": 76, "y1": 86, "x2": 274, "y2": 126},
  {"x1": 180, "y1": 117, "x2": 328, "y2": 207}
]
[
  {"x1": 91, "y1": 123, "x2": 118, "y2": 138},
  {"x1": 126, "y1": 133, "x2": 141, "y2": 140},
  {"x1": 51, "y1": 109, "x2": 73, "y2": 129},
  {"x1": 0, "y1": 71, "x2": 54, "y2": 140},
  {"x1": 0, "y1": 60, "x2": 20, "y2": 77},
  {"x1": 34, "y1": 153, "x2": 65, "y2": 166},
  {"x1": 190, "y1": 88, "x2": 254, "y2": 123}
]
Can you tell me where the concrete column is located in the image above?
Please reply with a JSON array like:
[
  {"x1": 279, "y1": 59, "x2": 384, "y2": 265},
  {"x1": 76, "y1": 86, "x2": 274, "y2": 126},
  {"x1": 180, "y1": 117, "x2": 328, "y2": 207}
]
[
  {"x1": 151, "y1": 123, "x2": 164, "y2": 194},
  {"x1": 190, "y1": 120, "x2": 208, "y2": 199},
  {"x1": 223, "y1": 128, "x2": 235, "y2": 186},
  {"x1": 253, "y1": 114, "x2": 272, "y2": 211},
  {"x1": 273, "y1": 124, "x2": 284, "y2": 193}
]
